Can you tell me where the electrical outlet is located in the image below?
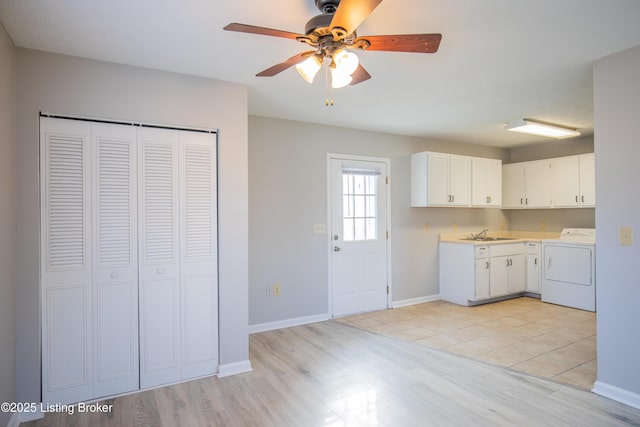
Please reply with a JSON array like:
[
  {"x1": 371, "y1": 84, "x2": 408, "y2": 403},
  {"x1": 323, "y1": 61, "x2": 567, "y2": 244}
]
[
  {"x1": 619, "y1": 226, "x2": 633, "y2": 246},
  {"x1": 313, "y1": 224, "x2": 326, "y2": 234},
  {"x1": 265, "y1": 286, "x2": 272, "y2": 297},
  {"x1": 273, "y1": 284, "x2": 281, "y2": 296}
]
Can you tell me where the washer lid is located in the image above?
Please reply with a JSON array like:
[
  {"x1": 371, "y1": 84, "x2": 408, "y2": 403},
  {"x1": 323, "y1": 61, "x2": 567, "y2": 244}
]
[{"x1": 552, "y1": 228, "x2": 596, "y2": 243}]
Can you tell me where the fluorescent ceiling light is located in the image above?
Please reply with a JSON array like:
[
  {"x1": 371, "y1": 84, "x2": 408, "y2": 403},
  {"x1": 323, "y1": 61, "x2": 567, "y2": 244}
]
[{"x1": 506, "y1": 119, "x2": 581, "y2": 139}]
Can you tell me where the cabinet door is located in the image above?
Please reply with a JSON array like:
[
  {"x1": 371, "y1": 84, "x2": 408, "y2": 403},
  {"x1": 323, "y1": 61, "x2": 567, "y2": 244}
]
[
  {"x1": 472, "y1": 158, "x2": 502, "y2": 207},
  {"x1": 526, "y1": 254, "x2": 540, "y2": 293},
  {"x1": 471, "y1": 158, "x2": 488, "y2": 206},
  {"x1": 489, "y1": 256, "x2": 509, "y2": 297},
  {"x1": 552, "y1": 156, "x2": 580, "y2": 207},
  {"x1": 475, "y1": 258, "x2": 490, "y2": 300},
  {"x1": 525, "y1": 160, "x2": 552, "y2": 208},
  {"x1": 449, "y1": 155, "x2": 471, "y2": 206},
  {"x1": 508, "y1": 254, "x2": 526, "y2": 293},
  {"x1": 502, "y1": 164, "x2": 525, "y2": 208},
  {"x1": 179, "y1": 131, "x2": 218, "y2": 380},
  {"x1": 138, "y1": 128, "x2": 181, "y2": 389},
  {"x1": 40, "y1": 118, "x2": 93, "y2": 404},
  {"x1": 486, "y1": 159, "x2": 502, "y2": 206},
  {"x1": 426, "y1": 153, "x2": 450, "y2": 205},
  {"x1": 92, "y1": 123, "x2": 139, "y2": 398},
  {"x1": 579, "y1": 154, "x2": 596, "y2": 207}
]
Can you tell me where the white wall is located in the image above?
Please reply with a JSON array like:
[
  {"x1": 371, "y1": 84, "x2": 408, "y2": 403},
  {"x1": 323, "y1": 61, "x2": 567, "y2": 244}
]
[
  {"x1": 248, "y1": 116, "x2": 509, "y2": 326},
  {"x1": 0, "y1": 22, "x2": 16, "y2": 427},
  {"x1": 593, "y1": 44, "x2": 640, "y2": 408},
  {"x1": 15, "y1": 49, "x2": 250, "y2": 403}
]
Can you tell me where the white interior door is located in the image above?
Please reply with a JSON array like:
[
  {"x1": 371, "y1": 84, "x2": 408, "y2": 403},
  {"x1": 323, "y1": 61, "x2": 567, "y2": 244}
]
[
  {"x1": 330, "y1": 157, "x2": 389, "y2": 317},
  {"x1": 40, "y1": 117, "x2": 93, "y2": 404},
  {"x1": 178, "y1": 131, "x2": 218, "y2": 380},
  {"x1": 138, "y1": 127, "x2": 181, "y2": 389},
  {"x1": 92, "y1": 123, "x2": 139, "y2": 397}
]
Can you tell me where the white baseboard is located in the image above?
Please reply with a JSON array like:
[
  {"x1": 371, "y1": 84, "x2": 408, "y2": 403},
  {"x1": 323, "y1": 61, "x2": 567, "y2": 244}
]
[
  {"x1": 217, "y1": 360, "x2": 253, "y2": 378},
  {"x1": 391, "y1": 294, "x2": 440, "y2": 308},
  {"x1": 248, "y1": 313, "x2": 330, "y2": 334},
  {"x1": 592, "y1": 380, "x2": 640, "y2": 410}
]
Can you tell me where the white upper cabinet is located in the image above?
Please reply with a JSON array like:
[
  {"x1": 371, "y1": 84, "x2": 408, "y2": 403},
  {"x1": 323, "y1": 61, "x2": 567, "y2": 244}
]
[
  {"x1": 552, "y1": 153, "x2": 595, "y2": 208},
  {"x1": 471, "y1": 157, "x2": 502, "y2": 207},
  {"x1": 502, "y1": 160, "x2": 552, "y2": 209},
  {"x1": 411, "y1": 151, "x2": 471, "y2": 207}
]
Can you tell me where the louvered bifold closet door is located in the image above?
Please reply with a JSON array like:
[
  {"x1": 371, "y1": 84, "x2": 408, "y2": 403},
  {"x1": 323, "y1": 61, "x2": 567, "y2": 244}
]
[
  {"x1": 40, "y1": 117, "x2": 93, "y2": 404},
  {"x1": 92, "y1": 123, "x2": 139, "y2": 397},
  {"x1": 138, "y1": 127, "x2": 181, "y2": 389},
  {"x1": 179, "y1": 131, "x2": 218, "y2": 380}
]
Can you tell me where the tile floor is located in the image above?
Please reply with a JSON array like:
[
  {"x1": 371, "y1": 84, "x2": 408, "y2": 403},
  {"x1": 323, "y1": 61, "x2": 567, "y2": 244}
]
[{"x1": 334, "y1": 297, "x2": 597, "y2": 389}]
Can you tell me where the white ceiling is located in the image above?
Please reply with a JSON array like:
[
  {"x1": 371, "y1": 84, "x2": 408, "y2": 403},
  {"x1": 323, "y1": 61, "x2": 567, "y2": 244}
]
[{"x1": 2, "y1": 0, "x2": 640, "y2": 147}]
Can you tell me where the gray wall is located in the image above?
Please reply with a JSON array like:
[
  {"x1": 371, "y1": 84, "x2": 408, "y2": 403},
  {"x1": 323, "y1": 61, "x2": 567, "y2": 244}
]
[
  {"x1": 15, "y1": 49, "x2": 250, "y2": 403},
  {"x1": 248, "y1": 116, "x2": 509, "y2": 326},
  {"x1": 593, "y1": 45, "x2": 640, "y2": 402},
  {"x1": 0, "y1": 22, "x2": 16, "y2": 427}
]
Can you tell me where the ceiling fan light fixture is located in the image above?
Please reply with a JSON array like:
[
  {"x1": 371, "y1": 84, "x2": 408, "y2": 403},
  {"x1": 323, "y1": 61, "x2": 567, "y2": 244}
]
[
  {"x1": 330, "y1": 67, "x2": 353, "y2": 88},
  {"x1": 506, "y1": 119, "x2": 581, "y2": 139},
  {"x1": 333, "y1": 49, "x2": 359, "y2": 76},
  {"x1": 296, "y1": 55, "x2": 323, "y2": 83}
]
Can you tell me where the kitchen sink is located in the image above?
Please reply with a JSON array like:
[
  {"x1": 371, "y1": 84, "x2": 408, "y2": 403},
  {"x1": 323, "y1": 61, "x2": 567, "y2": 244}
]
[{"x1": 461, "y1": 237, "x2": 518, "y2": 242}]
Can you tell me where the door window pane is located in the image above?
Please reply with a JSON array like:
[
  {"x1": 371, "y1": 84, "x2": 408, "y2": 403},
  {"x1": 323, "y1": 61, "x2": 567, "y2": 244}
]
[{"x1": 342, "y1": 170, "x2": 378, "y2": 242}]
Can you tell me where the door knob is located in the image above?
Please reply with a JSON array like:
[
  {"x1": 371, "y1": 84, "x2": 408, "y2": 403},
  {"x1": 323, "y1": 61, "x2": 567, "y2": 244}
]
[
  {"x1": 156, "y1": 267, "x2": 165, "y2": 275},
  {"x1": 334, "y1": 246, "x2": 341, "y2": 252},
  {"x1": 110, "y1": 271, "x2": 119, "y2": 279}
]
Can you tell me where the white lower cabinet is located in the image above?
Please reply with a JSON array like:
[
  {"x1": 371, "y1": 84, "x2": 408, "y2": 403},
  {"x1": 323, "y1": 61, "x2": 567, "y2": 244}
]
[
  {"x1": 526, "y1": 242, "x2": 541, "y2": 293},
  {"x1": 41, "y1": 117, "x2": 218, "y2": 405},
  {"x1": 474, "y1": 247, "x2": 490, "y2": 300},
  {"x1": 489, "y1": 244, "x2": 525, "y2": 296},
  {"x1": 440, "y1": 242, "x2": 526, "y2": 306}
]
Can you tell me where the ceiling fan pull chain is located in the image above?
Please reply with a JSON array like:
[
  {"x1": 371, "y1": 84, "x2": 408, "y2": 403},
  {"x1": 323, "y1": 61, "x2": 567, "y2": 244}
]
[{"x1": 325, "y1": 65, "x2": 334, "y2": 106}]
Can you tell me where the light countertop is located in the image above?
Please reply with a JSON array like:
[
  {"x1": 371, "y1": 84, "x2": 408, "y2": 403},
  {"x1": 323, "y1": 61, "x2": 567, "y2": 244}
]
[{"x1": 439, "y1": 230, "x2": 561, "y2": 245}]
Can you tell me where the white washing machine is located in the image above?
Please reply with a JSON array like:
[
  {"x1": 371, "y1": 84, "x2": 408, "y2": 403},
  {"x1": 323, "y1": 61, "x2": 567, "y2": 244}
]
[{"x1": 541, "y1": 228, "x2": 596, "y2": 311}]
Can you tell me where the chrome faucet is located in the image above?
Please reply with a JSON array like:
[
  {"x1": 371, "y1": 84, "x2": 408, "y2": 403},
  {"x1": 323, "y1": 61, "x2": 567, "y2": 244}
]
[{"x1": 470, "y1": 229, "x2": 488, "y2": 240}]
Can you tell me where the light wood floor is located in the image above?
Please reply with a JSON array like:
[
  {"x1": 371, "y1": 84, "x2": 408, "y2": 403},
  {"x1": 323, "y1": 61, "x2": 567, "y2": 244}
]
[
  {"x1": 336, "y1": 297, "x2": 597, "y2": 389},
  {"x1": 25, "y1": 319, "x2": 640, "y2": 427}
]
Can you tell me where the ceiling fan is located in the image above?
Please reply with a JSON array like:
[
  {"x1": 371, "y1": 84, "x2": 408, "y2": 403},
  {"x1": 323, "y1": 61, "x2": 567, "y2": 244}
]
[{"x1": 224, "y1": 0, "x2": 442, "y2": 90}]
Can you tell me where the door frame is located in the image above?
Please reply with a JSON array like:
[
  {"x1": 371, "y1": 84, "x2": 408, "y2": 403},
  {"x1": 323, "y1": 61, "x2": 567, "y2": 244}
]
[{"x1": 326, "y1": 153, "x2": 392, "y2": 317}]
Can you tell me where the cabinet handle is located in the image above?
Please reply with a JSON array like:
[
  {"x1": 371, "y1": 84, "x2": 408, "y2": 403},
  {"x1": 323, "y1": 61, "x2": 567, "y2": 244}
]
[
  {"x1": 525, "y1": 198, "x2": 528, "y2": 205},
  {"x1": 485, "y1": 261, "x2": 489, "y2": 269},
  {"x1": 534, "y1": 257, "x2": 538, "y2": 265},
  {"x1": 582, "y1": 195, "x2": 585, "y2": 203},
  {"x1": 575, "y1": 195, "x2": 579, "y2": 203},
  {"x1": 486, "y1": 196, "x2": 491, "y2": 204},
  {"x1": 520, "y1": 198, "x2": 523, "y2": 205}
]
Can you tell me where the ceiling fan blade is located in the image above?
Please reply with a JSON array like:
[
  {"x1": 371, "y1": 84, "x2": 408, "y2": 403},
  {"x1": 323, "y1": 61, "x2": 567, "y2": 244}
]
[
  {"x1": 330, "y1": 0, "x2": 383, "y2": 40},
  {"x1": 350, "y1": 64, "x2": 371, "y2": 85},
  {"x1": 256, "y1": 51, "x2": 315, "y2": 77},
  {"x1": 354, "y1": 33, "x2": 442, "y2": 53},
  {"x1": 223, "y1": 23, "x2": 303, "y2": 40}
]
